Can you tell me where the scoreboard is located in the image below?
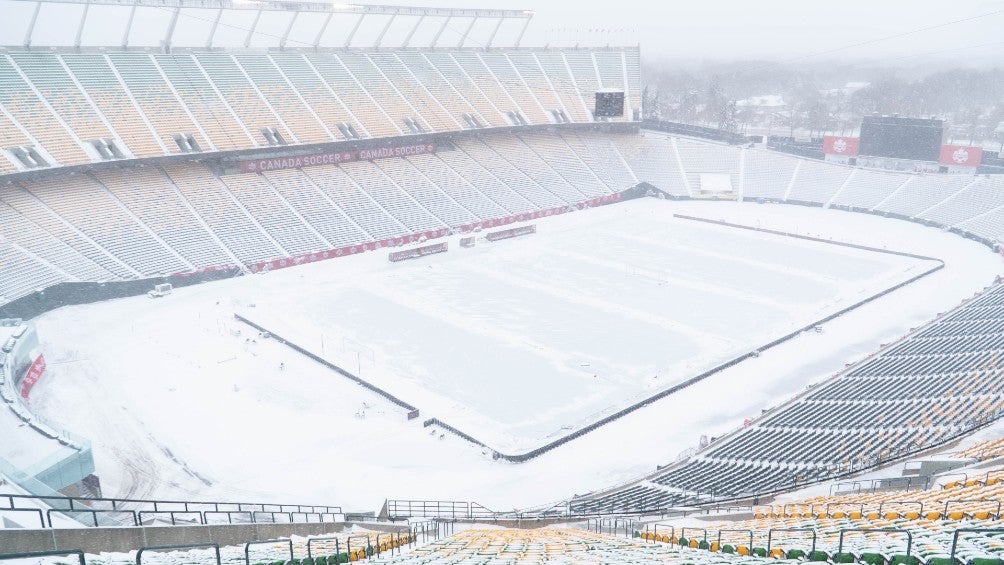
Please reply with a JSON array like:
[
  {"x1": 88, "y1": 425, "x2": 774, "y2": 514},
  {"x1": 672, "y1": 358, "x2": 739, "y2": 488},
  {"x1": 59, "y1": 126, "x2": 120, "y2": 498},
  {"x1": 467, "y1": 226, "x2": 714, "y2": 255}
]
[
  {"x1": 859, "y1": 116, "x2": 944, "y2": 161},
  {"x1": 594, "y1": 90, "x2": 625, "y2": 117}
]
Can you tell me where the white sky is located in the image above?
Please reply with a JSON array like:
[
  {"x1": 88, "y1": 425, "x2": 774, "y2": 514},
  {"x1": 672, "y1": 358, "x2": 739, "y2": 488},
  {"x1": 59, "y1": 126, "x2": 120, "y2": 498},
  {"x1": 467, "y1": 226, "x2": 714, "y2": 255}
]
[
  {"x1": 0, "y1": 0, "x2": 1002, "y2": 66},
  {"x1": 406, "y1": 0, "x2": 1004, "y2": 63}
]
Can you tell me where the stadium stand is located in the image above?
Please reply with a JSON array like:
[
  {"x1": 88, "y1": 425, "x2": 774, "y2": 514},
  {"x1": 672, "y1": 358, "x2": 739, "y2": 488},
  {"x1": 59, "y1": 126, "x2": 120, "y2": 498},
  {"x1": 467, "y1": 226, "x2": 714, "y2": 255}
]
[
  {"x1": 741, "y1": 150, "x2": 799, "y2": 201},
  {"x1": 920, "y1": 175, "x2": 1004, "y2": 229},
  {"x1": 955, "y1": 438, "x2": 1004, "y2": 461},
  {"x1": 829, "y1": 169, "x2": 909, "y2": 211},
  {"x1": 616, "y1": 134, "x2": 689, "y2": 196},
  {"x1": 3, "y1": 129, "x2": 1004, "y2": 311},
  {"x1": 106, "y1": 52, "x2": 218, "y2": 153},
  {"x1": 645, "y1": 478, "x2": 1004, "y2": 565},
  {"x1": 371, "y1": 528, "x2": 769, "y2": 564},
  {"x1": 162, "y1": 162, "x2": 285, "y2": 265},
  {"x1": 785, "y1": 160, "x2": 854, "y2": 205},
  {"x1": 572, "y1": 284, "x2": 1004, "y2": 513},
  {"x1": 0, "y1": 47, "x2": 639, "y2": 170},
  {"x1": 878, "y1": 175, "x2": 973, "y2": 219},
  {"x1": 675, "y1": 137, "x2": 743, "y2": 196}
]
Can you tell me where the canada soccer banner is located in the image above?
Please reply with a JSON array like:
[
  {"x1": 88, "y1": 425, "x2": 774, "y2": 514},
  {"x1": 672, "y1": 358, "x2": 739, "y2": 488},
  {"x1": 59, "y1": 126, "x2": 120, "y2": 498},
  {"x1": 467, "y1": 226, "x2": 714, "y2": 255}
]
[
  {"x1": 822, "y1": 136, "x2": 859, "y2": 156},
  {"x1": 19, "y1": 354, "x2": 46, "y2": 401},
  {"x1": 939, "y1": 145, "x2": 983, "y2": 167},
  {"x1": 239, "y1": 143, "x2": 437, "y2": 173}
]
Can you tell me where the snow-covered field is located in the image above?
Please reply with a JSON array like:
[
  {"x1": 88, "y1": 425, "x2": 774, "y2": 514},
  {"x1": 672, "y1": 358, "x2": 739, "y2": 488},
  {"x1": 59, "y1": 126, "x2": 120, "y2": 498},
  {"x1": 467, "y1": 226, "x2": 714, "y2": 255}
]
[
  {"x1": 237, "y1": 200, "x2": 935, "y2": 452},
  {"x1": 25, "y1": 198, "x2": 1004, "y2": 512}
]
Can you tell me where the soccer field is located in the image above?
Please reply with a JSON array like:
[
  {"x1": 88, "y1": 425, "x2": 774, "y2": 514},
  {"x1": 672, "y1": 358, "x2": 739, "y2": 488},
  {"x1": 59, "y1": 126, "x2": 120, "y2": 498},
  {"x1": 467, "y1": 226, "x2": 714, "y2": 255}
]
[{"x1": 239, "y1": 198, "x2": 937, "y2": 451}]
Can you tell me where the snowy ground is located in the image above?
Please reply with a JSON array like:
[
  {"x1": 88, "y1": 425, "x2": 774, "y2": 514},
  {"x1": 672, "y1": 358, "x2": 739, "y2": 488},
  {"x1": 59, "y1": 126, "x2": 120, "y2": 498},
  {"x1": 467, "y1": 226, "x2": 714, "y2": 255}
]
[{"x1": 23, "y1": 199, "x2": 1004, "y2": 513}]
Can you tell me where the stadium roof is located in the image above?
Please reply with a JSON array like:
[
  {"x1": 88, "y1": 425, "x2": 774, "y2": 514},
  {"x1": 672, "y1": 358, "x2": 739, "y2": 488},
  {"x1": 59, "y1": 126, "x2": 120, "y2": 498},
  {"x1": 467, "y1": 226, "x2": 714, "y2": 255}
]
[{"x1": 0, "y1": 0, "x2": 535, "y2": 50}]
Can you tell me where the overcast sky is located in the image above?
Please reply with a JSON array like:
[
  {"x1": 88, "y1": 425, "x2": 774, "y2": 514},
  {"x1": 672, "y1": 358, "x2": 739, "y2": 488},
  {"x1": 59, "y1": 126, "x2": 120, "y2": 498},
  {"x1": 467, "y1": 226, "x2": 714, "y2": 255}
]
[
  {"x1": 1, "y1": 0, "x2": 1002, "y2": 67},
  {"x1": 398, "y1": 0, "x2": 1004, "y2": 64}
]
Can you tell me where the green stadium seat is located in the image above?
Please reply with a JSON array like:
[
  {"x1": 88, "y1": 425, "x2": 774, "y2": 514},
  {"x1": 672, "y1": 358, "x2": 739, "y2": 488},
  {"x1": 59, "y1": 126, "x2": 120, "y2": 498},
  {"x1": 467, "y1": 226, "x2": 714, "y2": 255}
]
[
  {"x1": 787, "y1": 549, "x2": 807, "y2": 560},
  {"x1": 860, "y1": 552, "x2": 887, "y2": 565}
]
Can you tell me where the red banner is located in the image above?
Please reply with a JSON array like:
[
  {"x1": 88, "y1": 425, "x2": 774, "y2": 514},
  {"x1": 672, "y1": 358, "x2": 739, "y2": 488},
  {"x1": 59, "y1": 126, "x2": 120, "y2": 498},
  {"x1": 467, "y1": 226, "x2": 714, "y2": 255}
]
[
  {"x1": 238, "y1": 142, "x2": 437, "y2": 173},
  {"x1": 19, "y1": 354, "x2": 46, "y2": 401},
  {"x1": 823, "y1": 136, "x2": 859, "y2": 156},
  {"x1": 456, "y1": 193, "x2": 622, "y2": 234},
  {"x1": 200, "y1": 192, "x2": 625, "y2": 275},
  {"x1": 939, "y1": 145, "x2": 983, "y2": 167}
]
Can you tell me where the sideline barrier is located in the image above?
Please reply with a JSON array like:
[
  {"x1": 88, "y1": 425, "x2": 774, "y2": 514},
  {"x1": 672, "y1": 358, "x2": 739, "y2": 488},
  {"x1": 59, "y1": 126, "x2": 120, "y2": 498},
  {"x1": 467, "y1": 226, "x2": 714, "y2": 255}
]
[
  {"x1": 485, "y1": 224, "x2": 536, "y2": 242},
  {"x1": 388, "y1": 242, "x2": 448, "y2": 262}
]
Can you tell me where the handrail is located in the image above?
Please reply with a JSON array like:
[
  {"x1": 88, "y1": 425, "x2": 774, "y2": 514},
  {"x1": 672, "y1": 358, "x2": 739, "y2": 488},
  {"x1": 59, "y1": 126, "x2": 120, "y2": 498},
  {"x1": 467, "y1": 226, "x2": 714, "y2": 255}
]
[
  {"x1": 1, "y1": 492, "x2": 340, "y2": 515},
  {"x1": 783, "y1": 503, "x2": 814, "y2": 516},
  {"x1": 47, "y1": 508, "x2": 137, "y2": 527},
  {"x1": 716, "y1": 529, "x2": 753, "y2": 551},
  {"x1": 138, "y1": 544, "x2": 220, "y2": 565},
  {"x1": 137, "y1": 510, "x2": 204, "y2": 526},
  {"x1": 944, "y1": 499, "x2": 1001, "y2": 517},
  {"x1": 949, "y1": 528, "x2": 1004, "y2": 564},
  {"x1": 680, "y1": 527, "x2": 707, "y2": 542},
  {"x1": 838, "y1": 528, "x2": 912, "y2": 557},
  {"x1": 244, "y1": 538, "x2": 292, "y2": 565},
  {"x1": 767, "y1": 528, "x2": 817, "y2": 554},
  {"x1": 0, "y1": 550, "x2": 85, "y2": 565},
  {"x1": 653, "y1": 524, "x2": 675, "y2": 538},
  {"x1": 0, "y1": 507, "x2": 45, "y2": 528},
  {"x1": 306, "y1": 536, "x2": 341, "y2": 559}
]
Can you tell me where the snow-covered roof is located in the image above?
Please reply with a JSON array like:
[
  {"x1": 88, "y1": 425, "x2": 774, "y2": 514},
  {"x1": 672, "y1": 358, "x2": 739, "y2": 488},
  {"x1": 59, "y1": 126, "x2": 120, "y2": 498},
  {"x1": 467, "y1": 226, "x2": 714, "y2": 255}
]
[{"x1": 736, "y1": 94, "x2": 786, "y2": 108}]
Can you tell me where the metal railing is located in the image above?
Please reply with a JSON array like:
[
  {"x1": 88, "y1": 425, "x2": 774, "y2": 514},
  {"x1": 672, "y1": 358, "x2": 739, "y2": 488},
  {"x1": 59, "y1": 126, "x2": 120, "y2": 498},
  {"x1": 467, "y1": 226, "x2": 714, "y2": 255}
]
[
  {"x1": 0, "y1": 492, "x2": 341, "y2": 528},
  {"x1": 384, "y1": 499, "x2": 494, "y2": 520}
]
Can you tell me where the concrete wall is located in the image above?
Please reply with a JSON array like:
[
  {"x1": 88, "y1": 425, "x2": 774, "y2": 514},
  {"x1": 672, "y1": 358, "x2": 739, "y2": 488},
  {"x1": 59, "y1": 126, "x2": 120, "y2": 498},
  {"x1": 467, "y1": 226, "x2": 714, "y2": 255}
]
[{"x1": 0, "y1": 521, "x2": 408, "y2": 554}]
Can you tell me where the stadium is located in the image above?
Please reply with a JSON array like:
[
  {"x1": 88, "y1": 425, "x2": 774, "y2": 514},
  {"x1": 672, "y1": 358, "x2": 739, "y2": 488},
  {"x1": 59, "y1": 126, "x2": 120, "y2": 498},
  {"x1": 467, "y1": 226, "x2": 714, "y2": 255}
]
[{"x1": 0, "y1": 0, "x2": 1003, "y2": 562}]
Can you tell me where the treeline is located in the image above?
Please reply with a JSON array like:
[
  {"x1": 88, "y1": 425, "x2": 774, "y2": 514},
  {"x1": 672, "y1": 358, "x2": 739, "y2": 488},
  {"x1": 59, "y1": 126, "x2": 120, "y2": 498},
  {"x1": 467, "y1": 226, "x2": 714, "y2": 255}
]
[{"x1": 642, "y1": 61, "x2": 1004, "y2": 143}]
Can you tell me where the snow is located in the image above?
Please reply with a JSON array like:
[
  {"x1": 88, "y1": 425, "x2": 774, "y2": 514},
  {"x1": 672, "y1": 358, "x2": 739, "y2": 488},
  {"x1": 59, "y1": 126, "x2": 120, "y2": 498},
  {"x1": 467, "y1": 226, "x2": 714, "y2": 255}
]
[
  {"x1": 237, "y1": 201, "x2": 933, "y2": 452},
  {"x1": 21, "y1": 198, "x2": 1004, "y2": 513}
]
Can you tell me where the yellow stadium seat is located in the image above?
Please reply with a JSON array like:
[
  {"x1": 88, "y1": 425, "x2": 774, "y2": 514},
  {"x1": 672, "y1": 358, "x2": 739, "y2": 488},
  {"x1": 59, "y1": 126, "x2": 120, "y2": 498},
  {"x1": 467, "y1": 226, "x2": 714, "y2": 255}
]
[
  {"x1": 770, "y1": 548, "x2": 785, "y2": 559},
  {"x1": 926, "y1": 511, "x2": 943, "y2": 520},
  {"x1": 904, "y1": 511, "x2": 921, "y2": 520},
  {"x1": 884, "y1": 511, "x2": 900, "y2": 520},
  {"x1": 948, "y1": 511, "x2": 966, "y2": 520},
  {"x1": 738, "y1": 546, "x2": 750, "y2": 556},
  {"x1": 850, "y1": 511, "x2": 863, "y2": 519}
]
